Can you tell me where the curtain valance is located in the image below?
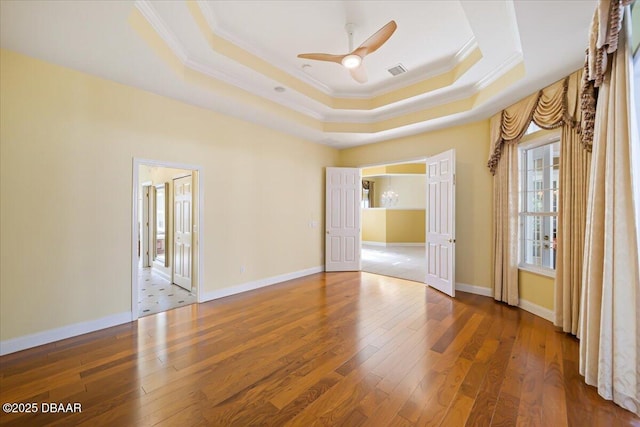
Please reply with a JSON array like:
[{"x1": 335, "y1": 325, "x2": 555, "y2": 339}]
[{"x1": 487, "y1": 71, "x2": 583, "y2": 175}]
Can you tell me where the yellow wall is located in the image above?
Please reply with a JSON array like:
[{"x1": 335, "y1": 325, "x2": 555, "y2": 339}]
[
  {"x1": 386, "y1": 210, "x2": 426, "y2": 243},
  {"x1": 340, "y1": 121, "x2": 493, "y2": 289},
  {"x1": 362, "y1": 163, "x2": 426, "y2": 175},
  {"x1": 362, "y1": 209, "x2": 425, "y2": 243},
  {"x1": 0, "y1": 49, "x2": 338, "y2": 341},
  {"x1": 362, "y1": 209, "x2": 387, "y2": 242},
  {"x1": 519, "y1": 271, "x2": 555, "y2": 310},
  {"x1": 386, "y1": 163, "x2": 426, "y2": 174}
]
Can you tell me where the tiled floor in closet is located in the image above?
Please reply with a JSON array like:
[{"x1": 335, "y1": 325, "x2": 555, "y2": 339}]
[{"x1": 138, "y1": 267, "x2": 196, "y2": 317}]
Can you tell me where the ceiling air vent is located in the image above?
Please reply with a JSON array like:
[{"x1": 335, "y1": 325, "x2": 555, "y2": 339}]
[{"x1": 387, "y1": 64, "x2": 407, "y2": 76}]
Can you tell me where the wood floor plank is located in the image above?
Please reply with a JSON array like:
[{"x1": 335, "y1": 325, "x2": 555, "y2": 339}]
[{"x1": 1, "y1": 272, "x2": 638, "y2": 427}]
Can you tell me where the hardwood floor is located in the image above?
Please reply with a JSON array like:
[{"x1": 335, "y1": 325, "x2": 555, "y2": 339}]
[{"x1": 1, "y1": 272, "x2": 638, "y2": 426}]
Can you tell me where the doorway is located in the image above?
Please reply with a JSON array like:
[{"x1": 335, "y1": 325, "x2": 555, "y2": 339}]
[
  {"x1": 360, "y1": 162, "x2": 427, "y2": 283},
  {"x1": 132, "y1": 159, "x2": 203, "y2": 319}
]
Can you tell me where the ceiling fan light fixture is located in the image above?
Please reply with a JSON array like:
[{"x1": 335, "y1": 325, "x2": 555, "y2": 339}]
[{"x1": 341, "y1": 54, "x2": 362, "y2": 69}]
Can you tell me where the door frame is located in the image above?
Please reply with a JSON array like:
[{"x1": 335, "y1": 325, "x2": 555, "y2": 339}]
[{"x1": 131, "y1": 158, "x2": 205, "y2": 321}]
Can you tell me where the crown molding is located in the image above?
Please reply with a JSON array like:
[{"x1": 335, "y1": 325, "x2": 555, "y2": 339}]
[
  {"x1": 136, "y1": 0, "x2": 324, "y2": 121},
  {"x1": 134, "y1": 0, "x2": 188, "y2": 62},
  {"x1": 474, "y1": 51, "x2": 523, "y2": 90},
  {"x1": 360, "y1": 37, "x2": 479, "y2": 98},
  {"x1": 195, "y1": 0, "x2": 334, "y2": 94},
  {"x1": 193, "y1": 0, "x2": 483, "y2": 101}
]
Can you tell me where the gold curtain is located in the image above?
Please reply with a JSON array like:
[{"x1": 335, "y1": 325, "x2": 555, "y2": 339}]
[
  {"x1": 579, "y1": 7, "x2": 640, "y2": 416},
  {"x1": 491, "y1": 114, "x2": 519, "y2": 305},
  {"x1": 555, "y1": 71, "x2": 591, "y2": 335},
  {"x1": 488, "y1": 73, "x2": 587, "y2": 309}
]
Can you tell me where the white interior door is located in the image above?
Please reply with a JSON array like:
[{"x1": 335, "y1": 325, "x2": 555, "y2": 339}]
[
  {"x1": 426, "y1": 149, "x2": 456, "y2": 296},
  {"x1": 173, "y1": 175, "x2": 192, "y2": 290},
  {"x1": 325, "y1": 167, "x2": 361, "y2": 271}
]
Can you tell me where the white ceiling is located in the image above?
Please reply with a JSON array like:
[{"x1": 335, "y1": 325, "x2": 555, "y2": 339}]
[{"x1": 0, "y1": 0, "x2": 596, "y2": 148}]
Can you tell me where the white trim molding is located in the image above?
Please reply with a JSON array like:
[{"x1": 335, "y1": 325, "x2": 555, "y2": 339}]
[
  {"x1": 0, "y1": 312, "x2": 132, "y2": 356},
  {"x1": 455, "y1": 282, "x2": 493, "y2": 297},
  {"x1": 361, "y1": 241, "x2": 387, "y2": 247},
  {"x1": 518, "y1": 299, "x2": 555, "y2": 323},
  {"x1": 362, "y1": 241, "x2": 425, "y2": 247},
  {"x1": 200, "y1": 266, "x2": 324, "y2": 302},
  {"x1": 454, "y1": 282, "x2": 555, "y2": 323}
]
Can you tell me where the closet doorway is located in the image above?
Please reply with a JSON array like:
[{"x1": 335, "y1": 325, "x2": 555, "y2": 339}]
[{"x1": 132, "y1": 159, "x2": 203, "y2": 319}]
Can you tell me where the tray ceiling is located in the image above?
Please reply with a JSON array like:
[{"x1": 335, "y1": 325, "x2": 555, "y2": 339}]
[{"x1": 0, "y1": 0, "x2": 596, "y2": 148}]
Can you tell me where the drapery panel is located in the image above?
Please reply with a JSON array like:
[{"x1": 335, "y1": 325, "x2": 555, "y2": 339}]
[
  {"x1": 488, "y1": 72, "x2": 586, "y2": 309},
  {"x1": 491, "y1": 113, "x2": 519, "y2": 306},
  {"x1": 579, "y1": 6, "x2": 640, "y2": 416},
  {"x1": 555, "y1": 125, "x2": 591, "y2": 335}
]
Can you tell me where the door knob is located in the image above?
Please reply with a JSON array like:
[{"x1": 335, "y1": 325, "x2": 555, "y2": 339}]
[
  {"x1": 448, "y1": 238, "x2": 456, "y2": 243},
  {"x1": 326, "y1": 231, "x2": 330, "y2": 234}
]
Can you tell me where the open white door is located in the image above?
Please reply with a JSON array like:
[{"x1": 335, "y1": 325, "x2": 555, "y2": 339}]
[
  {"x1": 173, "y1": 175, "x2": 192, "y2": 290},
  {"x1": 426, "y1": 150, "x2": 456, "y2": 296},
  {"x1": 325, "y1": 167, "x2": 361, "y2": 271}
]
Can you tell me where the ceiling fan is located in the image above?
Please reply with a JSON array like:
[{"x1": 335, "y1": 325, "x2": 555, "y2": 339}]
[{"x1": 297, "y1": 20, "x2": 397, "y2": 84}]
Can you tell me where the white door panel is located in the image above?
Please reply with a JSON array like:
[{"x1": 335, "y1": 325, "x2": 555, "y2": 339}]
[
  {"x1": 173, "y1": 175, "x2": 192, "y2": 290},
  {"x1": 326, "y1": 167, "x2": 361, "y2": 271},
  {"x1": 426, "y1": 150, "x2": 456, "y2": 297}
]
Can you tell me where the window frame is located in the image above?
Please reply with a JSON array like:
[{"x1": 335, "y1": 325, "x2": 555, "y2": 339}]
[{"x1": 518, "y1": 130, "x2": 561, "y2": 278}]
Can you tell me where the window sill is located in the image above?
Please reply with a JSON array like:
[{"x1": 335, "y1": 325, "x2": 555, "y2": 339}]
[{"x1": 518, "y1": 264, "x2": 556, "y2": 279}]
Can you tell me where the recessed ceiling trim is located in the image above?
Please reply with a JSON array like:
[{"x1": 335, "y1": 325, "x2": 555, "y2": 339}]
[
  {"x1": 186, "y1": 1, "x2": 486, "y2": 111},
  {"x1": 474, "y1": 51, "x2": 523, "y2": 91},
  {"x1": 195, "y1": 0, "x2": 335, "y2": 95},
  {"x1": 131, "y1": 3, "x2": 525, "y2": 136},
  {"x1": 134, "y1": 0, "x2": 324, "y2": 121},
  {"x1": 135, "y1": 0, "x2": 188, "y2": 63},
  {"x1": 322, "y1": 62, "x2": 526, "y2": 134},
  {"x1": 133, "y1": 3, "x2": 524, "y2": 138},
  {"x1": 129, "y1": 7, "x2": 324, "y2": 131},
  {"x1": 364, "y1": 36, "x2": 479, "y2": 97},
  {"x1": 185, "y1": 59, "x2": 325, "y2": 120}
]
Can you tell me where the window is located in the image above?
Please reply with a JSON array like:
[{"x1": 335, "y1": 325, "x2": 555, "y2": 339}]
[{"x1": 519, "y1": 139, "x2": 560, "y2": 274}]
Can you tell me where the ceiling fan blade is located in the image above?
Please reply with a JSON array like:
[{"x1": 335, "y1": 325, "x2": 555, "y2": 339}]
[
  {"x1": 349, "y1": 64, "x2": 368, "y2": 84},
  {"x1": 297, "y1": 53, "x2": 345, "y2": 64},
  {"x1": 353, "y1": 20, "x2": 397, "y2": 57}
]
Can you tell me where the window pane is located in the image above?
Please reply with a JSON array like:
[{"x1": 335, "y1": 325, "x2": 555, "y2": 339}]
[
  {"x1": 520, "y1": 140, "x2": 560, "y2": 271},
  {"x1": 522, "y1": 213, "x2": 558, "y2": 269}
]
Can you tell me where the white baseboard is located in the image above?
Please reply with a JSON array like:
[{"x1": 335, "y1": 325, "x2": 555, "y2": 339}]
[
  {"x1": 454, "y1": 282, "x2": 555, "y2": 323},
  {"x1": 362, "y1": 241, "x2": 387, "y2": 246},
  {"x1": 455, "y1": 282, "x2": 493, "y2": 297},
  {"x1": 518, "y1": 299, "x2": 555, "y2": 323},
  {"x1": 0, "y1": 311, "x2": 132, "y2": 356},
  {"x1": 199, "y1": 266, "x2": 324, "y2": 302},
  {"x1": 362, "y1": 241, "x2": 425, "y2": 247}
]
